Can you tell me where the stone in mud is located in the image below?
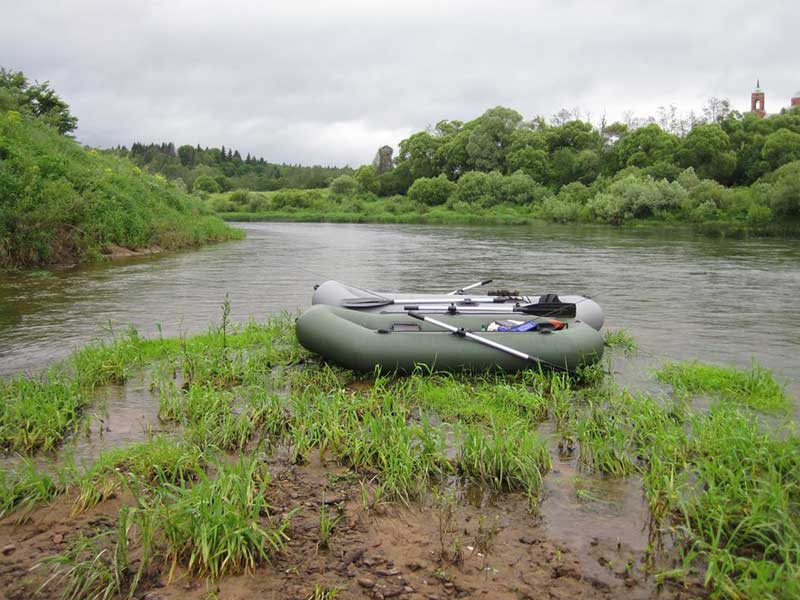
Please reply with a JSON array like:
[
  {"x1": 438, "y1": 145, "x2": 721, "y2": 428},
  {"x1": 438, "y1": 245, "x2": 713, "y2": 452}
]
[
  {"x1": 1, "y1": 545, "x2": 15, "y2": 556},
  {"x1": 358, "y1": 576, "x2": 376, "y2": 588},
  {"x1": 518, "y1": 535, "x2": 541, "y2": 545},
  {"x1": 552, "y1": 561, "x2": 581, "y2": 580}
]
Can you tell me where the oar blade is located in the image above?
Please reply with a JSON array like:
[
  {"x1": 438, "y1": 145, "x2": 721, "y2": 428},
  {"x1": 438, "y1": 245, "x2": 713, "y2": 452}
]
[{"x1": 517, "y1": 302, "x2": 577, "y2": 318}]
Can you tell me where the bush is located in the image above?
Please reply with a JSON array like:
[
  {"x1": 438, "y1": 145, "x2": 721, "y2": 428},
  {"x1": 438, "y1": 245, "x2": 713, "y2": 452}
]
[
  {"x1": 193, "y1": 175, "x2": 221, "y2": 194},
  {"x1": 451, "y1": 170, "x2": 550, "y2": 208},
  {"x1": 329, "y1": 174, "x2": 360, "y2": 196},
  {"x1": 271, "y1": 189, "x2": 326, "y2": 211},
  {"x1": 452, "y1": 171, "x2": 491, "y2": 204},
  {"x1": 228, "y1": 189, "x2": 252, "y2": 206},
  {"x1": 762, "y1": 160, "x2": 800, "y2": 216},
  {"x1": 247, "y1": 195, "x2": 271, "y2": 212},
  {"x1": 585, "y1": 174, "x2": 687, "y2": 224},
  {"x1": 500, "y1": 170, "x2": 551, "y2": 206},
  {"x1": 210, "y1": 197, "x2": 237, "y2": 212},
  {"x1": 407, "y1": 175, "x2": 455, "y2": 206}
]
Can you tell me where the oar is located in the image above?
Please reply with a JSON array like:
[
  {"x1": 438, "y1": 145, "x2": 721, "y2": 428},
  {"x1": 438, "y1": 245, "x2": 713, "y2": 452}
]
[
  {"x1": 406, "y1": 312, "x2": 557, "y2": 368},
  {"x1": 403, "y1": 302, "x2": 577, "y2": 318},
  {"x1": 447, "y1": 279, "x2": 493, "y2": 295},
  {"x1": 340, "y1": 295, "x2": 517, "y2": 309}
]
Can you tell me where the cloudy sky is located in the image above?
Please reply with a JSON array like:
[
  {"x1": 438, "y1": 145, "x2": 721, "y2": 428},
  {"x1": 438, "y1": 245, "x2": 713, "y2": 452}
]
[{"x1": 2, "y1": 0, "x2": 798, "y2": 166}]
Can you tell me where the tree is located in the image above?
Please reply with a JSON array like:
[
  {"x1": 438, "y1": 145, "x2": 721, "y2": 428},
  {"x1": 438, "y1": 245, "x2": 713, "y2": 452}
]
[
  {"x1": 701, "y1": 97, "x2": 733, "y2": 124},
  {"x1": 610, "y1": 124, "x2": 679, "y2": 171},
  {"x1": 0, "y1": 68, "x2": 78, "y2": 134},
  {"x1": 761, "y1": 129, "x2": 800, "y2": 170},
  {"x1": 353, "y1": 165, "x2": 379, "y2": 194},
  {"x1": 329, "y1": 174, "x2": 360, "y2": 196},
  {"x1": 678, "y1": 124, "x2": 737, "y2": 182},
  {"x1": 396, "y1": 131, "x2": 441, "y2": 179},
  {"x1": 177, "y1": 144, "x2": 196, "y2": 167},
  {"x1": 507, "y1": 146, "x2": 550, "y2": 182},
  {"x1": 465, "y1": 106, "x2": 523, "y2": 172}
]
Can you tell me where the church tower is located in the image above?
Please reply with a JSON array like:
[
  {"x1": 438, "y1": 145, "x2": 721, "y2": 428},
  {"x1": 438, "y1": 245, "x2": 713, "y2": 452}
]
[{"x1": 751, "y1": 80, "x2": 766, "y2": 118}]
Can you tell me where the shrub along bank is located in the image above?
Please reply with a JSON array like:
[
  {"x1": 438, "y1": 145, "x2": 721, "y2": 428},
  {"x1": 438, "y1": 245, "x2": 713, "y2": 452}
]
[
  {"x1": 0, "y1": 110, "x2": 241, "y2": 270},
  {"x1": 208, "y1": 162, "x2": 800, "y2": 237}
]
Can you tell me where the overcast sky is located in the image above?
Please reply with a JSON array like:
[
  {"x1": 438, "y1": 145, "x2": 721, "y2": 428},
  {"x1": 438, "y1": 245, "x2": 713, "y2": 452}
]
[{"x1": 2, "y1": 0, "x2": 798, "y2": 166}]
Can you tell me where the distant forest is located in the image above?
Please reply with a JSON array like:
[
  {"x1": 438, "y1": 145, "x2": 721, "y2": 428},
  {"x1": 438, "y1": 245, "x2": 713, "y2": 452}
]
[{"x1": 108, "y1": 142, "x2": 353, "y2": 192}]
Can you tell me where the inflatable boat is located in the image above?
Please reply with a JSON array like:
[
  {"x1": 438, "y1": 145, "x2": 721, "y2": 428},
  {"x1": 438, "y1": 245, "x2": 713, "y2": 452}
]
[
  {"x1": 311, "y1": 280, "x2": 604, "y2": 331},
  {"x1": 295, "y1": 304, "x2": 604, "y2": 374}
]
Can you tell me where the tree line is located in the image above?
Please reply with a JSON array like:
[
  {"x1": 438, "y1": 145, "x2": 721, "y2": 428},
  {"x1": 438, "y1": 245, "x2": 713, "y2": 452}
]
[
  {"x1": 111, "y1": 141, "x2": 353, "y2": 193},
  {"x1": 301, "y1": 103, "x2": 799, "y2": 230}
]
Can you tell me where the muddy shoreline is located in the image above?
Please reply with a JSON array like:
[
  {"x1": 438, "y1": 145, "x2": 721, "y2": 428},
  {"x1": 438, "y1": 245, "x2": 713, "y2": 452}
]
[{"x1": 0, "y1": 452, "x2": 704, "y2": 600}]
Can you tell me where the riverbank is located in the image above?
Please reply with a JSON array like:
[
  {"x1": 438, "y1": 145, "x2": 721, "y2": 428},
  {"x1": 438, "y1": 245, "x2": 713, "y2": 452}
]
[
  {"x1": 0, "y1": 305, "x2": 797, "y2": 599},
  {"x1": 210, "y1": 189, "x2": 800, "y2": 238},
  {"x1": 0, "y1": 111, "x2": 242, "y2": 271}
]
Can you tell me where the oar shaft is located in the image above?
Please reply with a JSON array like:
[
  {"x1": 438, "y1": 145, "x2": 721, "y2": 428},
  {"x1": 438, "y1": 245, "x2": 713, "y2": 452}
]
[
  {"x1": 404, "y1": 305, "x2": 521, "y2": 313},
  {"x1": 407, "y1": 313, "x2": 533, "y2": 362},
  {"x1": 447, "y1": 279, "x2": 493, "y2": 295}
]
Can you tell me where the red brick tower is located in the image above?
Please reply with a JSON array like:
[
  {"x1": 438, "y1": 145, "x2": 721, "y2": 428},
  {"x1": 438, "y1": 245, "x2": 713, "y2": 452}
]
[
  {"x1": 792, "y1": 90, "x2": 800, "y2": 108},
  {"x1": 751, "y1": 80, "x2": 766, "y2": 118}
]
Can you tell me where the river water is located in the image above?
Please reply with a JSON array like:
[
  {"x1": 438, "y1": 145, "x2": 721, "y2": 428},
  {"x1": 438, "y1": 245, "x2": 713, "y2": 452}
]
[{"x1": 2, "y1": 222, "x2": 799, "y2": 395}]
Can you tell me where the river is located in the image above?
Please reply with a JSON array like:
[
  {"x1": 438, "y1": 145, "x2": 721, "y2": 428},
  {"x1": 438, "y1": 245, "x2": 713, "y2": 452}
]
[{"x1": 2, "y1": 222, "x2": 799, "y2": 401}]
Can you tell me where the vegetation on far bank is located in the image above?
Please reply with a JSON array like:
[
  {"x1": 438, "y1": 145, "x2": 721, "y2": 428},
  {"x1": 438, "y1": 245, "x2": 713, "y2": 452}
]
[
  {"x1": 0, "y1": 306, "x2": 798, "y2": 598},
  {"x1": 0, "y1": 69, "x2": 242, "y2": 270},
  {"x1": 206, "y1": 176, "x2": 800, "y2": 237},
  {"x1": 198, "y1": 103, "x2": 800, "y2": 236}
]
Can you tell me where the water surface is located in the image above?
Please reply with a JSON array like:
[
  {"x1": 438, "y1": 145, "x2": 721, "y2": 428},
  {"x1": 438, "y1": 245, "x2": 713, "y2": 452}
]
[{"x1": 3, "y1": 222, "x2": 798, "y2": 398}]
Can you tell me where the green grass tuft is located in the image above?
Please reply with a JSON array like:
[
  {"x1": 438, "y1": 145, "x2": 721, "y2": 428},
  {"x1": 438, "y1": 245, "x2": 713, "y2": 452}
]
[
  {"x1": 0, "y1": 370, "x2": 87, "y2": 453},
  {"x1": 155, "y1": 455, "x2": 290, "y2": 580},
  {"x1": 72, "y1": 437, "x2": 205, "y2": 514},
  {"x1": 656, "y1": 360, "x2": 791, "y2": 412},
  {"x1": 603, "y1": 328, "x2": 638, "y2": 355}
]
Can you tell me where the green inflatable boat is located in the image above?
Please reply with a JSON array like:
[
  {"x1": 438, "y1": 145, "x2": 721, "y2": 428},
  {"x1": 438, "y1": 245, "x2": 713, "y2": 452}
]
[{"x1": 296, "y1": 304, "x2": 603, "y2": 373}]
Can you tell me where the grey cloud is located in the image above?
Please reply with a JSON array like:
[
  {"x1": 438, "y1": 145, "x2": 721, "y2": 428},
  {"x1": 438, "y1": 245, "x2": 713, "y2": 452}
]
[{"x1": 2, "y1": 0, "x2": 798, "y2": 165}]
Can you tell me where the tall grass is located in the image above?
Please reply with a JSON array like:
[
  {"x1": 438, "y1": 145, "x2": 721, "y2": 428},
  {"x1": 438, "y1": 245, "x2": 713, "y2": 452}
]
[
  {"x1": 155, "y1": 456, "x2": 290, "y2": 579},
  {"x1": 603, "y1": 328, "x2": 638, "y2": 355},
  {"x1": 0, "y1": 370, "x2": 87, "y2": 452},
  {"x1": 0, "y1": 311, "x2": 304, "y2": 458},
  {"x1": 458, "y1": 421, "x2": 550, "y2": 501},
  {"x1": 2, "y1": 302, "x2": 796, "y2": 600},
  {"x1": 72, "y1": 437, "x2": 205, "y2": 514},
  {"x1": 0, "y1": 459, "x2": 68, "y2": 518}
]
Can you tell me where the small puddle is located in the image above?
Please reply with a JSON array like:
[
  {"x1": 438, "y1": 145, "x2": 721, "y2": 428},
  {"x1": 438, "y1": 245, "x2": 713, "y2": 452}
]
[
  {"x1": 538, "y1": 423, "x2": 652, "y2": 586},
  {"x1": 1, "y1": 373, "x2": 168, "y2": 473}
]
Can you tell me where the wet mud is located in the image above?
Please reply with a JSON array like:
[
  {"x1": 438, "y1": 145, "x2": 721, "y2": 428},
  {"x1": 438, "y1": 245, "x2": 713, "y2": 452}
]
[{"x1": 0, "y1": 448, "x2": 705, "y2": 600}]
